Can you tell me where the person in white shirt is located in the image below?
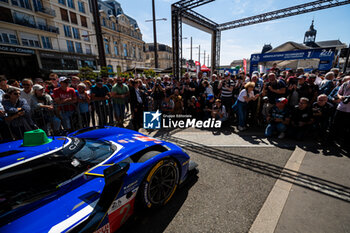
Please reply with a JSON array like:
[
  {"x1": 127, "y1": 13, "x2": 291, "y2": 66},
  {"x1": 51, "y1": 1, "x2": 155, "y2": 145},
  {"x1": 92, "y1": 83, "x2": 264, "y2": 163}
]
[
  {"x1": 233, "y1": 82, "x2": 259, "y2": 131},
  {"x1": 20, "y1": 79, "x2": 34, "y2": 106}
]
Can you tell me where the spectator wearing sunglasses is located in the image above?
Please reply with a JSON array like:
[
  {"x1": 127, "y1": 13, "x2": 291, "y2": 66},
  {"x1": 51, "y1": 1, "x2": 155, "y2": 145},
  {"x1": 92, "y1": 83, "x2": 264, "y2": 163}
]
[{"x1": 2, "y1": 87, "x2": 36, "y2": 139}]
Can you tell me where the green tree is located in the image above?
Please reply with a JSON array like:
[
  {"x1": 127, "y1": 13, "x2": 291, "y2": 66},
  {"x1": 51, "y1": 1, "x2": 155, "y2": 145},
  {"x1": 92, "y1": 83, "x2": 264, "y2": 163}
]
[
  {"x1": 143, "y1": 69, "x2": 156, "y2": 78},
  {"x1": 78, "y1": 66, "x2": 97, "y2": 80},
  {"x1": 99, "y1": 66, "x2": 116, "y2": 77}
]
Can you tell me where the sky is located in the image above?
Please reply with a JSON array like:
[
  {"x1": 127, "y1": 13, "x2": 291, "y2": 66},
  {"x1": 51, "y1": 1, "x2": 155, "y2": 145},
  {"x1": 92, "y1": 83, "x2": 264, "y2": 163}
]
[{"x1": 117, "y1": 0, "x2": 350, "y2": 66}]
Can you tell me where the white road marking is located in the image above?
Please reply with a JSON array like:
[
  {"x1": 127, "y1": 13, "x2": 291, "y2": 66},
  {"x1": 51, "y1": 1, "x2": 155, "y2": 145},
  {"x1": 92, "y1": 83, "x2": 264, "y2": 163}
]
[{"x1": 249, "y1": 147, "x2": 306, "y2": 233}]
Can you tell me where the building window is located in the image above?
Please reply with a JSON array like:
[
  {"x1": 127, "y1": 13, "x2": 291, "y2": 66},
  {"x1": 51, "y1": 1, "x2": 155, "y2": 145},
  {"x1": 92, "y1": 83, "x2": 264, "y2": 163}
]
[
  {"x1": 11, "y1": 0, "x2": 31, "y2": 9},
  {"x1": 102, "y1": 18, "x2": 106, "y2": 27},
  {"x1": 82, "y1": 30, "x2": 89, "y2": 41},
  {"x1": 60, "y1": 8, "x2": 69, "y2": 22},
  {"x1": 41, "y1": 36, "x2": 52, "y2": 49},
  {"x1": 13, "y1": 11, "x2": 36, "y2": 28},
  {"x1": 132, "y1": 46, "x2": 135, "y2": 58},
  {"x1": 113, "y1": 41, "x2": 118, "y2": 55},
  {"x1": 123, "y1": 43, "x2": 127, "y2": 57},
  {"x1": 58, "y1": 0, "x2": 65, "y2": 5},
  {"x1": 112, "y1": 22, "x2": 115, "y2": 30},
  {"x1": 75, "y1": 42, "x2": 82, "y2": 53},
  {"x1": 86, "y1": 44, "x2": 91, "y2": 54},
  {"x1": 0, "y1": 0, "x2": 9, "y2": 3},
  {"x1": 104, "y1": 38, "x2": 110, "y2": 54},
  {"x1": 67, "y1": 40, "x2": 74, "y2": 52},
  {"x1": 80, "y1": 15, "x2": 87, "y2": 27},
  {"x1": 69, "y1": 11, "x2": 77, "y2": 24},
  {"x1": 67, "y1": 0, "x2": 74, "y2": 9},
  {"x1": 78, "y1": 1, "x2": 85, "y2": 13},
  {"x1": 22, "y1": 38, "x2": 40, "y2": 48},
  {"x1": 0, "y1": 32, "x2": 18, "y2": 44},
  {"x1": 63, "y1": 25, "x2": 72, "y2": 37},
  {"x1": 72, "y1": 27, "x2": 80, "y2": 39}
]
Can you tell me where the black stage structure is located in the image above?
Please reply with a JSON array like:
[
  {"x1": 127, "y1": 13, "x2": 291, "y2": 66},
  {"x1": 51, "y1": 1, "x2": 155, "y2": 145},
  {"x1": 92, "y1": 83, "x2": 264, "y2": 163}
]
[{"x1": 171, "y1": 0, "x2": 350, "y2": 78}]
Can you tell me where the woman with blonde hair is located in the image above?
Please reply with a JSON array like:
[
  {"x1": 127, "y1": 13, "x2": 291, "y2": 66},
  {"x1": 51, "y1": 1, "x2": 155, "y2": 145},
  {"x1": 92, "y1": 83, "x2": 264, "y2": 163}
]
[{"x1": 233, "y1": 81, "x2": 259, "y2": 131}]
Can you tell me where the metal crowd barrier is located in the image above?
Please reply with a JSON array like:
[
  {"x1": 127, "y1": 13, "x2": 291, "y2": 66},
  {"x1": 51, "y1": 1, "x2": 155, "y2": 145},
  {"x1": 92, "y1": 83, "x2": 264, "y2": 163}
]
[{"x1": 0, "y1": 100, "x2": 130, "y2": 142}]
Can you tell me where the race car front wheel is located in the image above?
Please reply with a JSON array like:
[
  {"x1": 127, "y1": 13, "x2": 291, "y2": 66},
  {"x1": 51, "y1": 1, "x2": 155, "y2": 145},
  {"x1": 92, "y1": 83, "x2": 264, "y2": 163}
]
[{"x1": 139, "y1": 158, "x2": 179, "y2": 208}]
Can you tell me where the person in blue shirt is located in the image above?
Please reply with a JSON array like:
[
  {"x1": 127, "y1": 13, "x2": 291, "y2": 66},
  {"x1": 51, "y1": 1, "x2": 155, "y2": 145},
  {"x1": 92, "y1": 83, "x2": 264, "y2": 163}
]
[
  {"x1": 265, "y1": 97, "x2": 290, "y2": 139},
  {"x1": 91, "y1": 78, "x2": 110, "y2": 126}
]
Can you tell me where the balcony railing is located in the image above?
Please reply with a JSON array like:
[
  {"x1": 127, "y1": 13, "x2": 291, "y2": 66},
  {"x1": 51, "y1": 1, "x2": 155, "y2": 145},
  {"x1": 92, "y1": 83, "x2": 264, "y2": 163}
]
[
  {"x1": 13, "y1": 17, "x2": 59, "y2": 34},
  {"x1": 35, "y1": 7, "x2": 56, "y2": 17}
]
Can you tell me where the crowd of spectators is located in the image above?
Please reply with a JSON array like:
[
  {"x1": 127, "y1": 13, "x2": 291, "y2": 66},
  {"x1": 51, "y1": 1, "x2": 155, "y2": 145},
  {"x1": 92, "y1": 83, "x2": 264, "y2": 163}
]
[{"x1": 0, "y1": 67, "x2": 349, "y2": 148}]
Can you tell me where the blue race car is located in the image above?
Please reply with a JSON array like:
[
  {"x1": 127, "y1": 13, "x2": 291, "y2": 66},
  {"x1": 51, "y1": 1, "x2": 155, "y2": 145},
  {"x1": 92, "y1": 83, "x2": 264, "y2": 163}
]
[{"x1": 0, "y1": 126, "x2": 196, "y2": 233}]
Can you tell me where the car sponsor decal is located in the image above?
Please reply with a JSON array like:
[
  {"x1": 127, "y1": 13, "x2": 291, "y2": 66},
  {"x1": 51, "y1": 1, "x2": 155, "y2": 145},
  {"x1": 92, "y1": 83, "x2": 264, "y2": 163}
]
[
  {"x1": 133, "y1": 136, "x2": 157, "y2": 142},
  {"x1": 108, "y1": 188, "x2": 138, "y2": 232},
  {"x1": 94, "y1": 223, "x2": 110, "y2": 233},
  {"x1": 117, "y1": 140, "x2": 128, "y2": 144}
]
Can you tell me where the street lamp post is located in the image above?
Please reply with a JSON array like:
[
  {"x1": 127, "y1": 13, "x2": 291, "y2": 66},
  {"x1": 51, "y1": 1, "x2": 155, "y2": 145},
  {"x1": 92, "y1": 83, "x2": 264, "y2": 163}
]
[
  {"x1": 90, "y1": 0, "x2": 106, "y2": 67},
  {"x1": 152, "y1": 0, "x2": 158, "y2": 69}
]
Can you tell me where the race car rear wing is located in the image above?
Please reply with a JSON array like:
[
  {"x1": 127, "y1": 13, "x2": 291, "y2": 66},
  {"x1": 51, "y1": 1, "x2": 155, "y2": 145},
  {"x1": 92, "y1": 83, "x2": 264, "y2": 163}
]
[{"x1": 69, "y1": 162, "x2": 129, "y2": 233}]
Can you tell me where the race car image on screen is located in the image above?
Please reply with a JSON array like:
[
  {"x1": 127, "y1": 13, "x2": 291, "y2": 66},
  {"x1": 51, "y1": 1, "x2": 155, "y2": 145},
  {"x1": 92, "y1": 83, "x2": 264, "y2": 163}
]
[{"x1": 0, "y1": 126, "x2": 197, "y2": 233}]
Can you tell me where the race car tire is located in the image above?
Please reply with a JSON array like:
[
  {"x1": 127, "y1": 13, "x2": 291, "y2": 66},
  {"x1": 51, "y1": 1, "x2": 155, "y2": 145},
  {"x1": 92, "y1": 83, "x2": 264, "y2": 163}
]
[{"x1": 138, "y1": 158, "x2": 179, "y2": 208}]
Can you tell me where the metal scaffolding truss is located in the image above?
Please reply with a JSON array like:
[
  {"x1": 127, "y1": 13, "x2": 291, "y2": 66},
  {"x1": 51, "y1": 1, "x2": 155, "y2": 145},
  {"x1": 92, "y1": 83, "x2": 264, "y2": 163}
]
[
  {"x1": 218, "y1": 0, "x2": 350, "y2": 31},
  {"x1": 171, "y1": 0, "x2": 350, "y2": 78}
]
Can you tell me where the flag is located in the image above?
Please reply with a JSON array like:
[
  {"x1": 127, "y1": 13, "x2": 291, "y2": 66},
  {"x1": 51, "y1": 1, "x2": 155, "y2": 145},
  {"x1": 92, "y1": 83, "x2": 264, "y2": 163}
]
[{"x1": 243, "y1": 58, "x2": 247, "y2": 74}]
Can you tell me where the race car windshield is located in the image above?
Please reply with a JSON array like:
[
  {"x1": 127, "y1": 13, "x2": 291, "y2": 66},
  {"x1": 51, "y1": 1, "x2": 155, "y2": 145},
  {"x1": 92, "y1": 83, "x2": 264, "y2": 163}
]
[{"x1": 0, "y1": 138, "x2": 116, "y2": 223}]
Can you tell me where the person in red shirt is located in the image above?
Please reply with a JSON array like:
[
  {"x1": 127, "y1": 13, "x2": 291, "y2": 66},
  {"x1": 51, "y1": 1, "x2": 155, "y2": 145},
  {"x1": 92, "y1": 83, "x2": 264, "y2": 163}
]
[{"x1": 53, "y1": 77, "x2": 77, "y2": 132}]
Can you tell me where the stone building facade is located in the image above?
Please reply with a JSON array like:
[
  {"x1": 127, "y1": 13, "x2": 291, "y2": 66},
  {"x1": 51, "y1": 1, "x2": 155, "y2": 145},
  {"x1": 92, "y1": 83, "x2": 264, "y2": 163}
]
[{"x1": 98, "y1": 0, "x2": 144, "y2": 73}]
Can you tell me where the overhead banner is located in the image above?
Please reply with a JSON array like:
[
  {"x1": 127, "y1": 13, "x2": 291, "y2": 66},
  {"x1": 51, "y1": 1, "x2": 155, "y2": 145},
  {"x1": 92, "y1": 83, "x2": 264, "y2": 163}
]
[{"x1": 249, "y1": 48, "x2": 336, "y2": 74}]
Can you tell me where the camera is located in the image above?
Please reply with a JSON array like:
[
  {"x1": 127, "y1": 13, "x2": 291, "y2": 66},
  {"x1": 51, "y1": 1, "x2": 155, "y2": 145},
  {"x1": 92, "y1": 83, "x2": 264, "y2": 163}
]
[
  {"x1": 155, "y1": 82, "x2": 159, "y2": 87},
  {"x1": 343, "y1": 96, "x2": 350, "y2": 104}
]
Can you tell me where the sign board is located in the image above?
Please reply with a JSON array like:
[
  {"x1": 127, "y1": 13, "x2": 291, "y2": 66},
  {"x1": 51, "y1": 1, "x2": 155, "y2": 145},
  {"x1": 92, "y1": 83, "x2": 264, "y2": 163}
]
[
  {"x1": 0, "y1": 45, "x2": 35, "y2": 55},
  {"x1": 249, "y1": 48, "x2": 335, "y2": 74}
]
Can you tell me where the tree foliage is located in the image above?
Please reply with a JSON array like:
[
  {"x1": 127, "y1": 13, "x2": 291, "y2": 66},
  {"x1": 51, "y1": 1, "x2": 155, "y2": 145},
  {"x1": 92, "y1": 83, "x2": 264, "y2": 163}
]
[{"x1": 78, "y1": 67, "x2": 97, "y2": 80}]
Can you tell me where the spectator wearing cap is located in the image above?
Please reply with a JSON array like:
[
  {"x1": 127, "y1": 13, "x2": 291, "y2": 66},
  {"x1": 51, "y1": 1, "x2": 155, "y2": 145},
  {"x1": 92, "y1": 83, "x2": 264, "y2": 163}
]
[
  {"x1": 53, "y1": 76, "x2": 77, "y2": 132},
  {"x1": 261, "y1": 96, "x2": 273, "y2": 124},
  {"x1": 111, "y1": 77, "x2": 129, "y2": 126},
  {"x1": 319, "y1": 72, "x2": 335, "y2": 95},
  {"x1": 289, "y1": 97, "x2": 313, "y2": 140},
  {"x1": 76, "y1": 83, "x2": 91, "y2": 128},
  {"x1": 210, "y1": 74, "x2": 220, "y2": 99},
  {"x1": 331, "y1": 76, "x2": 350, "y2": 147},
  {"x1": 265, "y1": 97, "x2": 290, "y2": 139},
  {"x1": 203, "y1": 94, "x2": 215, "y2": 119},
  {"x1": 233, "y1": 82, "x2": 259, "y2": 131},
  {"x1": 20, "y1": 79, "x2": 34, "y2": 106},
  {"x1": 263, "y1": 72, "x2": 286, "y2": 104},
  {"x1": 211, "y1": 99, "x2": 228, "y2": 123},
  {"x1": 219, "y1": 72, "x2": 234, "y2": 118},
  {"x1": 312, "y1": 94, "x2": 333, "y2": 142},
  {"x1": 31, "y1": 84, "x2": 61, "y2": 134},
  {"x1": 170, "y1": 88, "x2": 183, "y2": 114},
  {"x1": 2, "y1": 87, "x2": 36, "y2": 139}
]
